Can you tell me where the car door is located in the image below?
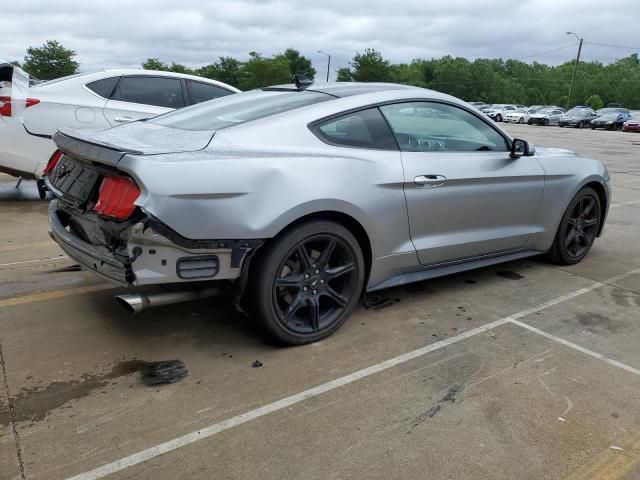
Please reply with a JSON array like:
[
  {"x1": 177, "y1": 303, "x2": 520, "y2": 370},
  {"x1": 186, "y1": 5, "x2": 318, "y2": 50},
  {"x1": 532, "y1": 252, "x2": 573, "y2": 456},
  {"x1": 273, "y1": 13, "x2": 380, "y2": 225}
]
[
  {"x1": 102, "y1": 75, "x2": 185, "y2": 126},
  {"x1": 380, "y1": 101, "x2": 545, "y2": 266}
]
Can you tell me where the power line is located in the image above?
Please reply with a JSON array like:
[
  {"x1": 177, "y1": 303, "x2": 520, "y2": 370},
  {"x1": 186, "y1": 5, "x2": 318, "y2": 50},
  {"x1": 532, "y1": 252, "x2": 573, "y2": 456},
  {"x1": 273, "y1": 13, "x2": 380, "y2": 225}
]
[
  {"x1": 584, "y1": 41, "x2": 640, "y2": 51},
  {"x1": 521, "y1": 42, "x2": 578, "y2": 60}
]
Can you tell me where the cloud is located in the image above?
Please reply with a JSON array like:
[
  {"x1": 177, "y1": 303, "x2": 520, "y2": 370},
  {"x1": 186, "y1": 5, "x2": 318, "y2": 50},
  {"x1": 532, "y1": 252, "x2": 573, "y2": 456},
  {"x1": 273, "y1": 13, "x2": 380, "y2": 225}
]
[{"x1": 2, "y1": 0, "x2": 638, "y2": 80}]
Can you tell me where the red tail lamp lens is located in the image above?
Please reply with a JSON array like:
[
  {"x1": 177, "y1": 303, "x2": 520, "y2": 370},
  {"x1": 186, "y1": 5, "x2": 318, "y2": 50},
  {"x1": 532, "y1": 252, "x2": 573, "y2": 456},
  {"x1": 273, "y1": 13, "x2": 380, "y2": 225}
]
[
  {"x1": 93, "y1": 176, "x2": 140, "y2": 220},
  {"x1": 43, "y1": 150, "x2": 63, "y2": 176},
  {"x1": 0, "y1": 96, "x2": 40, "y2": 116}
]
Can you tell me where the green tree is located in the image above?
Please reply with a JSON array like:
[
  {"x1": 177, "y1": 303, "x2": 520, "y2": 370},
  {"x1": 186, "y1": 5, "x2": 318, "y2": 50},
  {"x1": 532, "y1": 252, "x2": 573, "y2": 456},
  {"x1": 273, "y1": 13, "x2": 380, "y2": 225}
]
[
  {"x1": 340, "y1": 49, "x2": 392, "y2": 82},
  {"x1": 22, "y1": 40, "x2": 79, "y2": 80},
  {"x1": 585, "y1": 94, "x2": 604, "y2": 110},
  {"x1": 276, "y1": 48, "x2": 316, "y2": 79},
  {"x1": 239, "y1": 52, "x2": 291, "y2": 90},
  {"x1": 195, "y1": 57, "x2": 243, "y2": 88},
  {"x1": 142, "y1": 58, "x2": 193, "y2": 74}
]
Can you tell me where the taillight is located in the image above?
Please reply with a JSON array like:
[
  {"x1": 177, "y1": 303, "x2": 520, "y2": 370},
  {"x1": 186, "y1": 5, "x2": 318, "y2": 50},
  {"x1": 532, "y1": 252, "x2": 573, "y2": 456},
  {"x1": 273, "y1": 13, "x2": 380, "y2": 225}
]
[
  {"x1": 43, "y1": 150, "x2": 63, "y2": 176},
  {"x1": 93, "y1": 176, "x2": 140, "y2": 220},
  {"x1": 0, "y1": 96, "x2": 40, "y2": 116}
]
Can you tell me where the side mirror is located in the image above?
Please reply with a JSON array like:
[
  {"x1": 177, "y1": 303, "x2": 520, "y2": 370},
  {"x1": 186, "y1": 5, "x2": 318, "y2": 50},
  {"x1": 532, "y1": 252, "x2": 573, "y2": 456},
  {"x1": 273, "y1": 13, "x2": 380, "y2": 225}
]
[{"x1": 510, "y1": 138, "x2": 535, "y2": 158}]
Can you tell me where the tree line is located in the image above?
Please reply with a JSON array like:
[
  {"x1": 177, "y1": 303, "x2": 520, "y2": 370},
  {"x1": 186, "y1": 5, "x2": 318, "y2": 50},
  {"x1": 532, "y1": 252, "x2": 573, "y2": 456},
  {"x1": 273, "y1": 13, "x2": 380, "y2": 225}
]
[{"x1": 11, "y1": 40, "x2": 640, "y2": 109}]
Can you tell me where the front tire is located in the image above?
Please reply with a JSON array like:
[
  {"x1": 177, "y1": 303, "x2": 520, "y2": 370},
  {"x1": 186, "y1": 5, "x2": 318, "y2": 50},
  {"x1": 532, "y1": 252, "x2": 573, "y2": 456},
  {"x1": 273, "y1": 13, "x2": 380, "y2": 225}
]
[
  {"x1": 548, "y1": 187, "x2": 601, "y2": 265},
  {"x1": 248, "y1": 220, "x2": 365, "y2": 345},
  {"x1": 518, "y1": 117, "x2": 524, "y2": 124},
  {"x1": 543, "y1": 118, "x2": 549, "y2": 126},
  {"x1": 577, "y1": 121, "x2": 584, "y2": 129},
  {"x1": 495, "y1": 114, "x2": 502, "y2": 122}
]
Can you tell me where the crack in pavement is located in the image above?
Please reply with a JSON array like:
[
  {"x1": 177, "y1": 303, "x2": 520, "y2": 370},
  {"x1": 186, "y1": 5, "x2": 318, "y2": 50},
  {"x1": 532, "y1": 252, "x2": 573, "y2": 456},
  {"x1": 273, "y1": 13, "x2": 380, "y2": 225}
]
[{"x1": 0, "y1": 341, "x2": 26, "y2": 479}]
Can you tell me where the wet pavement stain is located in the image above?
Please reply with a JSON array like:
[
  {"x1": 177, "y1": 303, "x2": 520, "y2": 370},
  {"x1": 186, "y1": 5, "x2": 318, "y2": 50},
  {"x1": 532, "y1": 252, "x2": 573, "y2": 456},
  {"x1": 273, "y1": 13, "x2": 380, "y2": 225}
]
[
  {"x1": 0, "y1": 359, "x2": 149, "y2": 426},
  {"x1": 408, "y1": 384, "x2": 464, "y2": 433},
  {"x1": 497, "y1": 271, "x2": 524, "y2": 280},
  {"x1": 569, "y1": 312, "x2": 625, "y2": 334}
]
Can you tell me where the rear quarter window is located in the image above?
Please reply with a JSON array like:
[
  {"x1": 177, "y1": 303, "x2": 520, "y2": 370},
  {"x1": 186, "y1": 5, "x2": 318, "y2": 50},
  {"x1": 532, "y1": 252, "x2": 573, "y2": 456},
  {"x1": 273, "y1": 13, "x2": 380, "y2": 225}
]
[
  {"x1": 85, "y1": 77, "x2": 119, "y2": 99},
  {"x1": 187, "y1": 81, "x2": 234, "y2": 105}
]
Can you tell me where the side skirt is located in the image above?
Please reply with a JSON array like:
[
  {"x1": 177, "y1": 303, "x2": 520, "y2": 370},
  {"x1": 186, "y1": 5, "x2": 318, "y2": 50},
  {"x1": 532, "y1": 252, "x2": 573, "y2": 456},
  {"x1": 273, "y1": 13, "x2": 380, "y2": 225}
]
[{"x1": 367, "y1": 250, "x2": 543, "y2": 292}]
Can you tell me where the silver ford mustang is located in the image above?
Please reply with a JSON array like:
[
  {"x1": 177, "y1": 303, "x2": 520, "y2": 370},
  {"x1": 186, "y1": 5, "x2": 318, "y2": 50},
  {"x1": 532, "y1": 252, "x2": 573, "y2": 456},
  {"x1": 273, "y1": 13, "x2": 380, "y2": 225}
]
[{"x1": 45, "y1": 79, "x2": 611, "y2": 345}]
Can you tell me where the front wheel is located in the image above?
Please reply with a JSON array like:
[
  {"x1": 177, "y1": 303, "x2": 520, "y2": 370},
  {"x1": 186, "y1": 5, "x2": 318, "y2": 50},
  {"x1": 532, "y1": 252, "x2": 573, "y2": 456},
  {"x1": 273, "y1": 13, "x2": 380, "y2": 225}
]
[
  {"x1": 495, "y1": 114, "x2": 502, "y2": 122},
  {"x1": 577, "y1": 121, "x2": 584, "y2": 129},
  {"x1": 248, "y1": 220, "x2": 365, "y2": 345},
  {"x1": 548, "y1": 187, "x2": 601, "y2": 265},
  {"x1": 518, "y1": 117, "x2": 524, "y2": 124},
  {"x1": 543, "y1": 118, "x2": 549, "y2": 126}
]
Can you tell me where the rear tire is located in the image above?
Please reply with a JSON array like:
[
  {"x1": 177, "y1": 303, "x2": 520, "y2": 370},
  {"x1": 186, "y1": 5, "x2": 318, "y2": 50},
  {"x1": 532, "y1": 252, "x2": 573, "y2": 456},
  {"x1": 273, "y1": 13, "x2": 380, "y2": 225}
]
[
  {"x1": 548, "y1": 187, "x2": 601, "y2": 265},
  {"x1": 577, "y1": 121, "x2": 584, "y2": 129},
  {"x1": 518, "y1": 117, "x2": 524, "y2": 124},
  {"x1": 247, "y1": 220, "x2": 365, "y2": 345}
]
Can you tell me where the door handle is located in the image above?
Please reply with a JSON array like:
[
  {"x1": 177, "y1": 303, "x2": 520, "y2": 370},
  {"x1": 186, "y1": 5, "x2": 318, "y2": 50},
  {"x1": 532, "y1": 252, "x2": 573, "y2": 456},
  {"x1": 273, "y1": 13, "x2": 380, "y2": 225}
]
[
  {"x1": 114, "y1": 116, "x2": 134, "y2": 123},
  {"x1": 414, "y1": 175, "x2": 447, "y2": 187}
]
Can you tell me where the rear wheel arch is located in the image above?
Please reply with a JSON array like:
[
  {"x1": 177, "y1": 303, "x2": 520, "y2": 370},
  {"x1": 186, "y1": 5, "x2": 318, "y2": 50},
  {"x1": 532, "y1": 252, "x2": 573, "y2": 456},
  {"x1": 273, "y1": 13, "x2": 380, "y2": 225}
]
[
  {"x1": 584, "y1": 181, "x2": 608, "y2": 236},
  {"x1": 261, "y1": 211, "x2": 373, "y2": 286}
]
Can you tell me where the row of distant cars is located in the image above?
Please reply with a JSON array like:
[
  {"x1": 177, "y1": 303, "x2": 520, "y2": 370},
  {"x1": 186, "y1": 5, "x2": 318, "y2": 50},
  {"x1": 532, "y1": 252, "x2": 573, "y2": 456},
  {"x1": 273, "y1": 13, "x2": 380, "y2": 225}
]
[{"x1": 468, "y1": 102, "x2": 640, "y2": 132}]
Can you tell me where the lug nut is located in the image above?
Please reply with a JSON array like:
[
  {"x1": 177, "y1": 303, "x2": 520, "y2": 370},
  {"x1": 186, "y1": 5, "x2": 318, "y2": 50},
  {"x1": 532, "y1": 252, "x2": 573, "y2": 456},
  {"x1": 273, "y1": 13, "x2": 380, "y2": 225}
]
[
  {"x1": 312, "y1": 289, "x2": 317, "y2": 295},
  {"x1": 304, "y1": 274, "x2": 309, "y2": 279},
  {"x1": 303, "y1": 287, "x2": 308, "y2": 291},
  {"x1": 320, "y1": 279, "x2": 324, "y2": 284},
  {"x1": 315, "y1": 269, "x2": 320, "y2": 274}
]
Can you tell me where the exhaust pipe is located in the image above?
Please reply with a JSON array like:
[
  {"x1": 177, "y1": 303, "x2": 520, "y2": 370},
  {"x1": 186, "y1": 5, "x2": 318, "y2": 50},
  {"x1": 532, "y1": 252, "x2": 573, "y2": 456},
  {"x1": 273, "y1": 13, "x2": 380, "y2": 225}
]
[{"x1": 116, "y1": 286, "x2": 221, "y2": 313}]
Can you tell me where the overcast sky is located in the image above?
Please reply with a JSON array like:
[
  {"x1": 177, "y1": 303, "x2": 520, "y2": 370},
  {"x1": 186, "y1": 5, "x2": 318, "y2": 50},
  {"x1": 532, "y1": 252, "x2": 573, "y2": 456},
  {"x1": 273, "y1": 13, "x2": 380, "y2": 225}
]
[{"x1": 2, "y1": 0, "x2": 639, "y2": 80}]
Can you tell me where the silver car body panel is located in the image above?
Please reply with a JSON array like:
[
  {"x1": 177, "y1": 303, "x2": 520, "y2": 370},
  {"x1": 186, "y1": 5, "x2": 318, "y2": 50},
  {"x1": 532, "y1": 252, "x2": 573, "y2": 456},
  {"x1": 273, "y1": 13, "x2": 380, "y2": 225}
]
[{"x1": 48, "y1": 84, "x2": 611, "y2": 292}]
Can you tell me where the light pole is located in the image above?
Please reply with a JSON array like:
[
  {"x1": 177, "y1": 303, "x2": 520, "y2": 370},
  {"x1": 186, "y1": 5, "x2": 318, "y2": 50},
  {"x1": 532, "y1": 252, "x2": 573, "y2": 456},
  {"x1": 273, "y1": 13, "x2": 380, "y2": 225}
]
[
  {"x1": 317, "y1": 50, "x2": 331, "y2": 82},
  {"x1": 566, "y1": 31, "x2": 584, "y2": 109}
]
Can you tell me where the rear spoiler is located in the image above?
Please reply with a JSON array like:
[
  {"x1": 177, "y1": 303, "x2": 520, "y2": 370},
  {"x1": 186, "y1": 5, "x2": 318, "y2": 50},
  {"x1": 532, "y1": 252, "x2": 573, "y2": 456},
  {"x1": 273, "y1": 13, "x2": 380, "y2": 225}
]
[{"x1": 53, "y1": 129, "x2": 142, "y2": 167}]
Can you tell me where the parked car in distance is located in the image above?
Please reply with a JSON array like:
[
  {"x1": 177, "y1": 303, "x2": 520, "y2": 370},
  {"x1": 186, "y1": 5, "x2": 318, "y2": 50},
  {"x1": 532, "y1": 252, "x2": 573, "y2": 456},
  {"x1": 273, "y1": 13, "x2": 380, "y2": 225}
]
[
  {"x1": 529, "y1": 107, "x2": 565, "y2": 126},
  {"x1": 558, "y1": 108, "x2": 597, "y2": 128},
  {"x1": 623, "y1": 112, "x2": 640, "y2": 132},
  {"x1": 483, "y1": 104, "x2": 518, "y2": 122},
  {"x1": 591, "y1": 108, "x2": 632, "y2": 130},
  {"x1": 45, "y1": 80, "x2": 610, "y2": 345},
  {"x1": 0, "y1": 66, "x2": 239, "y2": 197},
  {"x1": 504, "y1": 106, "x2": 542, "y2": 124},
  {"x1": 469, "y1": 102, "x2": 491, "y2": 111}
]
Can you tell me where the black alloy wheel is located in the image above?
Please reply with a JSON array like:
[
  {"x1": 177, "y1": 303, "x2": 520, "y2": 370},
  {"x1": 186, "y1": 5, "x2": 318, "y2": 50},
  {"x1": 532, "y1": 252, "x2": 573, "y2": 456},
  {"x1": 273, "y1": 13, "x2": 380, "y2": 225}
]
[
  {"x1": 549, "y1": 187, "x2": 601, "y2": 265},
  {"x1": 249, "y1": 220, "x2": 365, "y2": 345},
  {"x1": 543, "y1": 118, "x2": 550, "y2": 126}
]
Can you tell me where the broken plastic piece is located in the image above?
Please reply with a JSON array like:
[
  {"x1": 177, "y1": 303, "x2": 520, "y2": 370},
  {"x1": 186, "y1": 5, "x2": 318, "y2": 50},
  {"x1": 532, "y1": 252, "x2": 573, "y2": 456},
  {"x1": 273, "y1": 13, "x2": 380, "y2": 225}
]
[
  {"x1": 142, "y1": 360, "x2": 188, "y2": 386},
  {"x1": 558, "y1": 417, "x2": 567, "y2": 422},
  {"x1": 362, "y1": 295, "x2": 394, "y2": 310},
  {"x1": 610, "y1": 445, "x2": 624, "y2": 451},
  {"x1": 252, "y1": 360, "x2": 263, "y2": 368}
]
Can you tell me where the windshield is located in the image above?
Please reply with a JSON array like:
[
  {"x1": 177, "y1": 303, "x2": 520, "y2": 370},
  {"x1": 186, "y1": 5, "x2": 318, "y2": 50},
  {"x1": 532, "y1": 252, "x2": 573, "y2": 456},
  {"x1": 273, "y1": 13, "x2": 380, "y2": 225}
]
[
  {"x1": 596, "y1": 108, "x2": 624, "y2": 115},
  {"x1": 149, "y1": 89, "x2": 332, "y2": 131},
  {"x1": 567, "y1": 109, "x2": 588, "y2": 116},
  {"x1": 537, "y1": 108, "x2": 555, "y2": 114},
  {"x1": 598, "y1": 112, "x2": 620, "y2": 119}
]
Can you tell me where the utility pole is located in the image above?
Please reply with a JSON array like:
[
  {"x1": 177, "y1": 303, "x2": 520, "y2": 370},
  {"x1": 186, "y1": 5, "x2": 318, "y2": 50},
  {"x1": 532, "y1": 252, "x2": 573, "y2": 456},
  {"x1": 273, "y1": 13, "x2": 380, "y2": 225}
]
[
  {"x1": 566, "y1": 32, "x2": 583, "y2": 109},
  {"x1": 317, "y1": 50, "x2": 331, "y2": 82}
]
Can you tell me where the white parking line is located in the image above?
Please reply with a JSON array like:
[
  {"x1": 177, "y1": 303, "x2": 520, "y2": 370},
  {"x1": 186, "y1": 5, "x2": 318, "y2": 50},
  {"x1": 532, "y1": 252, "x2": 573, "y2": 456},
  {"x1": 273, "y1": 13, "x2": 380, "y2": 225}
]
[
  {"x1": 65, "y1": 267, "x2": 640, "y2": 480},
  {"x1": 511, "y1": 319, "x2": 640, "y2": 377},
  {"x1": 0, "y1": 256, "x2": 67, "y2": 268}
]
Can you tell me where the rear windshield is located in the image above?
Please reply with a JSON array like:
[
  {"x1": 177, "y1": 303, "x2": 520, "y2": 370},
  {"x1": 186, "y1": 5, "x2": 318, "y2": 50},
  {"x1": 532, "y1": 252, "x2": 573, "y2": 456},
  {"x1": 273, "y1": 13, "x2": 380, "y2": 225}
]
[{"x1": 149, "y1": 89, "x2": 332, "y2": 131}]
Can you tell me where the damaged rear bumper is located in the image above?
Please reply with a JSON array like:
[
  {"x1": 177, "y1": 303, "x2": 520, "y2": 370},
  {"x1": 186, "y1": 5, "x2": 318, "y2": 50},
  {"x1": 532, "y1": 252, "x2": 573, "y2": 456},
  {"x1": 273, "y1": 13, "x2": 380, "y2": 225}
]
[
  {"x1": 48, "y1": 200, "x2": 263, "y2": 287},
  {"x1": 48, "y1": 200, "x2": 132, "y2": 284}
]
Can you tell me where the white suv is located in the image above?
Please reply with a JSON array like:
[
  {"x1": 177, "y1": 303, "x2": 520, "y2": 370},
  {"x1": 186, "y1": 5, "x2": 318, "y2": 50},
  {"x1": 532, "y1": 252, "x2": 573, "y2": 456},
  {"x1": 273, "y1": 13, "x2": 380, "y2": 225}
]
[
  {"x1": 482, "y1": 104, "x2": 518, "y2": 122},
  {"x1": 0, "y1": 66, "x2": 239, "y2": 197}
]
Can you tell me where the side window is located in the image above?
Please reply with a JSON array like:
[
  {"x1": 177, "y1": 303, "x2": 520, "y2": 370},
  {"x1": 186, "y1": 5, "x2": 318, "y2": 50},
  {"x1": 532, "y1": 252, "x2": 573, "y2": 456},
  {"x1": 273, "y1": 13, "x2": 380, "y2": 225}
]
[
  {"x1": 313, "y1": 108, "x2": 398, "y2": 150},
  {"x1": 85, "y1": 77, "x2": 119, "y2": 99},
  {"x1": 115, "y1": 76, "x2": 185, "y2": 109},
  {"x1": 187, "y1": 81, "x2": 233, "y2": 105},
  {"x1": 380, "y1": 102, "x2": 509, "y2": 152}
]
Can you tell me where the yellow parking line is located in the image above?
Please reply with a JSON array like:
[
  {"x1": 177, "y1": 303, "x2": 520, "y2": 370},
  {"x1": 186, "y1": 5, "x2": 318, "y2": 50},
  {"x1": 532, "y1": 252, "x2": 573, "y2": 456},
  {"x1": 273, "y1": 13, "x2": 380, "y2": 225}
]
[
  {"x1": 0, "y1": 241, "x2": 54, "y2": 253},
  {"x1": 568, "y1": 432, "x2": 640, "y2": 480},
  {"x1": 0, "y1": 284, "x2": 114, "y2": 308}
]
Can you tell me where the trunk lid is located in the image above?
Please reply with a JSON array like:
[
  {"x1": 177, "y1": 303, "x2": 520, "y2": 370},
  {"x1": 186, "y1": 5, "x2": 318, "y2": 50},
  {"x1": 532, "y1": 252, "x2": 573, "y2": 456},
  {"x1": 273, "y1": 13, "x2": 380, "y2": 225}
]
[{"x1": 54, "y1": 122, "x2": 215, "y2": 167}]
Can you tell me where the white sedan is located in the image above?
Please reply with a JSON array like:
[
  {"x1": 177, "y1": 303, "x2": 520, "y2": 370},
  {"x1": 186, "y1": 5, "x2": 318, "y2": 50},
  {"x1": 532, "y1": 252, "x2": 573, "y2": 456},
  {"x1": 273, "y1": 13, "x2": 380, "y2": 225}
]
[{"x1": 0, "y1": 66, "x2": 239, "y2": 197}]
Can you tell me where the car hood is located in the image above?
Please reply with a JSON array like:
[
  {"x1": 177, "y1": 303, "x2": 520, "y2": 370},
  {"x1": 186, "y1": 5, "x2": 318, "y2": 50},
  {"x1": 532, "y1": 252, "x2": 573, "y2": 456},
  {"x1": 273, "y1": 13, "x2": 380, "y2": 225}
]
[
  {"x1": 56, "y1": 122, "x2": 215, "y2": 157},
  {"x1": 535, "y1": 146, "x2": 577, "y2": 157},
  {"x1": 531, "y1": 112, "x2": 553, "y2": 118}
]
